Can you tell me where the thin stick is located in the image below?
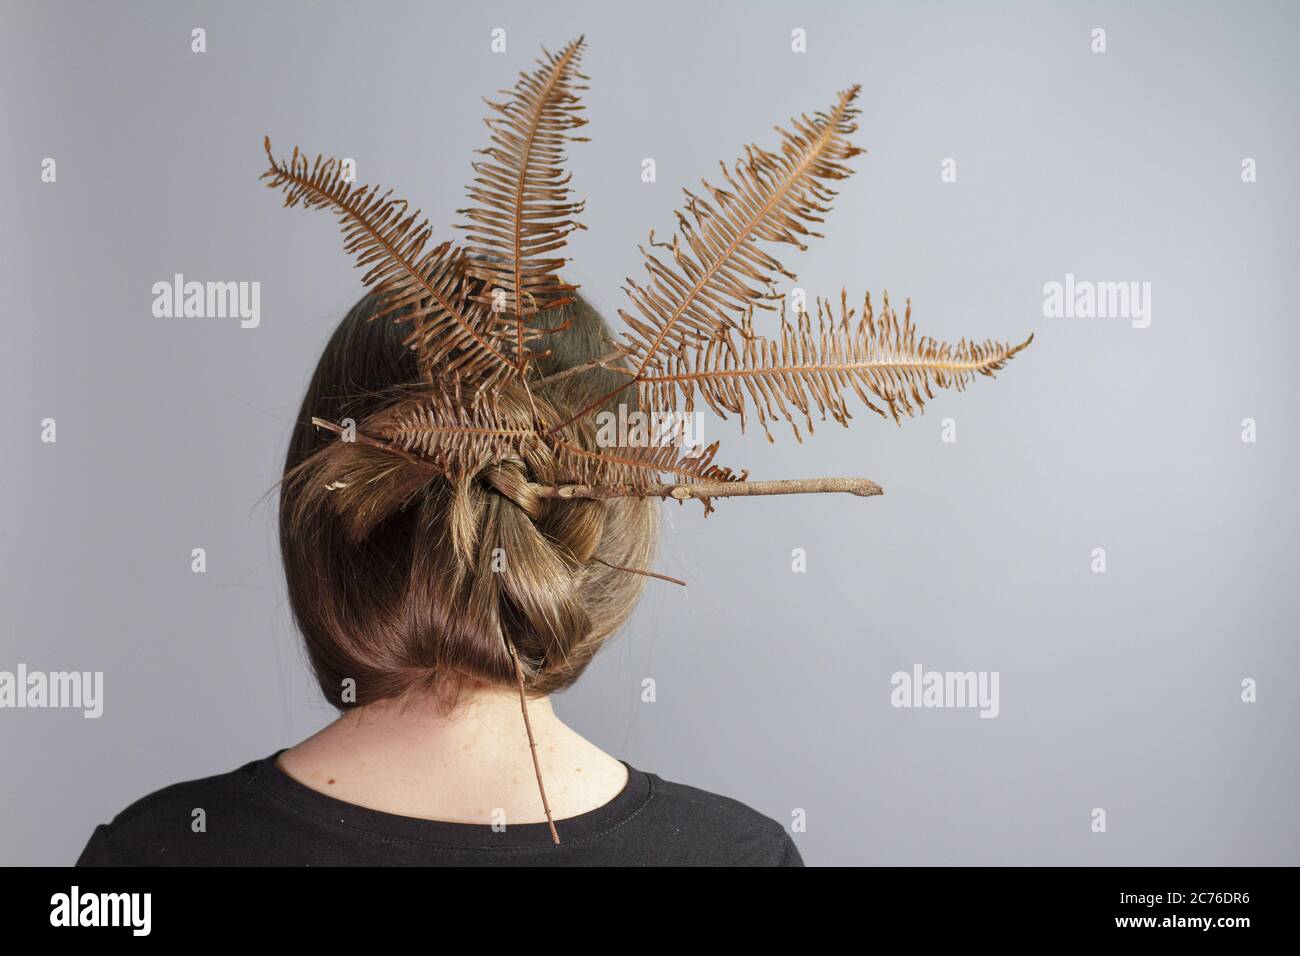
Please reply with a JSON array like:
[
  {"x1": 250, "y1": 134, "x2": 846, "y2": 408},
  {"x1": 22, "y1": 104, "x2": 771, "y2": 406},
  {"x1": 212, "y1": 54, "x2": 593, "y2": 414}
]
[
  {"x1": 592, "y1": 557, "x2": 687, "y2": 587},
  {"x1": 533, "y1": 348, "x2": 636, "y2": 387},
  {"x1": 546, "y1": 379, "x2": 634, "y2": 434},
  {"x1": 510, "y1": 647, "x2": 560, "y2": 846},
  {"x1": 310, "y1": 416, "x2": 431, "y2": 467},
  {"x1": 533, "y1": 476, "x2": 884, "y2": 502}
]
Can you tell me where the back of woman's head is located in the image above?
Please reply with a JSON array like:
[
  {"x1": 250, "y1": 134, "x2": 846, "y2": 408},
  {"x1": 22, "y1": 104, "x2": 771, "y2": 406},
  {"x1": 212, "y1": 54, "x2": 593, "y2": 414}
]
[{"x1": 279, "y1": 294, "x2": 658, "y2": 707}]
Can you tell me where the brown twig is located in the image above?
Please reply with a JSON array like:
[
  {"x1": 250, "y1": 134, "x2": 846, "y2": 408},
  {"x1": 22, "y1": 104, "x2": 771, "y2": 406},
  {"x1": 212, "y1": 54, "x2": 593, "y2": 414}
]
[
  {"x1": 310, "y1": 417, "x2": 431, "y2": 466},
  {"x1": 509, "y1": 646, "x2": 560, "y2": 846},
  {"x1": 591, "y1": 557, "x2": 687, "y2": 587},
  {"x1": 533, "y1": 347, "x2": 637, "y2": 387},
  {"x1": 533, "y1": 476, "x2": 883, "y2": 502}
]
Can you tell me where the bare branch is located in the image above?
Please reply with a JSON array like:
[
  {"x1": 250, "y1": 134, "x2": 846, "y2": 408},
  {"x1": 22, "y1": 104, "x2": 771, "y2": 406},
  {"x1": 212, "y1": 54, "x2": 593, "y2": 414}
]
[
  {"x1": 509, "y1": 646, "x2": 560, "y2": 846},
  {"x1": 533, "y1": 476, "x2": 883, "y2": 502}
]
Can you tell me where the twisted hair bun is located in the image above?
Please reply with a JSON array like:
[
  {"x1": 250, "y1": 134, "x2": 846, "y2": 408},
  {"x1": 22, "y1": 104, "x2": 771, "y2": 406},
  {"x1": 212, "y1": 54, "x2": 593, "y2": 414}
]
[{"x1": 280, "y1": 294, "x2": 658, "y2": 706}]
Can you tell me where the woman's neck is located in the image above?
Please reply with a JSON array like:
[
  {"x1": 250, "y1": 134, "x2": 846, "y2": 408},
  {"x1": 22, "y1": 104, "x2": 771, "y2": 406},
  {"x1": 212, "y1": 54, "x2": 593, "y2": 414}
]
[{"x1": 276, "y1": 687, "x2": 628, "y2": 825}]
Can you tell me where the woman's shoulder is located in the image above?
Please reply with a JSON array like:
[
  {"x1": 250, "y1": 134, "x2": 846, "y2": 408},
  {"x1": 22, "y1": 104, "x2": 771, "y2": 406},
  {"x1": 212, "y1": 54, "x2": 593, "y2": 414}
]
[
  {"x1": 76, "y1": 756, "x2": 271, "y2": 866},
  {"x1": 630, "y1": 769, "x2": 804, "y2": 866}
]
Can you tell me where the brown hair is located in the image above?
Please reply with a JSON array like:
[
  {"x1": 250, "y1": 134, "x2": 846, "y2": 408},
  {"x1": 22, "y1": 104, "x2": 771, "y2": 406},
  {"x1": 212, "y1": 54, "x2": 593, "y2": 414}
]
[{"x1": 279, "y1": 293, "x2": 658, "y2": 708}]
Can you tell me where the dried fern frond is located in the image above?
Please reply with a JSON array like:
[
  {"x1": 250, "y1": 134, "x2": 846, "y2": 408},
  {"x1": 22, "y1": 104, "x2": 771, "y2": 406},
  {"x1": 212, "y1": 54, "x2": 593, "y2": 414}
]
[
  {"x1": 551, "y1": 434, "x2": 744, "y2": 489},
  {"x1": 260, "y1": 139, "x2": 517, "y2": 392},
  {"x1": 372, "y1": 382, "x2": 540, "y2": 478},
  {"x1": 619, "y1": 86, "x2": 862, "y2": 375},
  {"x1": 459, "y1": 36, "x2": 590, "y2": 372},
  {"x1": 642, "y1": 291, "x2": 1034, "y2": 440}
]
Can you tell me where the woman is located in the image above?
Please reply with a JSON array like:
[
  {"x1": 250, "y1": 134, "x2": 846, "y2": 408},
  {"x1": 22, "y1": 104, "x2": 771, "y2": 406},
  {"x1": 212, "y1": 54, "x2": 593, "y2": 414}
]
[{"x1": 76, "y1": 292, "x2": 803, "y2": 867}]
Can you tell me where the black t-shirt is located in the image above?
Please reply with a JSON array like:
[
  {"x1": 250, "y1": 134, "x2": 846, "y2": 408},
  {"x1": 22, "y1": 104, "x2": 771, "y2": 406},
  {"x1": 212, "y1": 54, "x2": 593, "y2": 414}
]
[{"x1": 76, "y1": 752, "x2": 804, "y2": 867}]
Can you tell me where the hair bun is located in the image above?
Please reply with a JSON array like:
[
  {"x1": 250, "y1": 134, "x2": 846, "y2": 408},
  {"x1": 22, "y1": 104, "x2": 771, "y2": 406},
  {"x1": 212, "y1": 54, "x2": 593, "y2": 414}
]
[{"x1": 280, "y1": 294, "x2": 659, "y2": 707}]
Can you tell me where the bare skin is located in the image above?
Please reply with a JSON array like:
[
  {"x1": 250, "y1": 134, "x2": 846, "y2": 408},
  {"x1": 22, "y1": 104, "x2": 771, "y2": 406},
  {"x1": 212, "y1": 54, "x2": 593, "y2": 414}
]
[{"x1": 276, "y1": 686, "x2": 628, "y2": 825}]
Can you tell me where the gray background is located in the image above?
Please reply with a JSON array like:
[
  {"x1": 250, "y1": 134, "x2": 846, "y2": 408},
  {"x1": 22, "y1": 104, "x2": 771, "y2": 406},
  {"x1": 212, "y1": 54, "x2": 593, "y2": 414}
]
[{"x1": 3, "y1": 0, "x2": 1297, "y2": 866}]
